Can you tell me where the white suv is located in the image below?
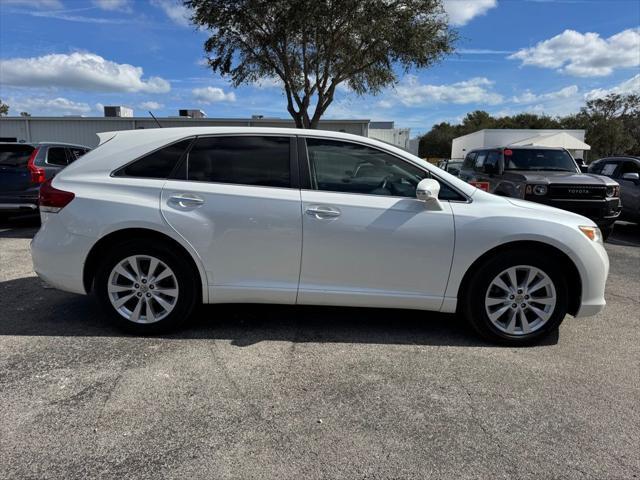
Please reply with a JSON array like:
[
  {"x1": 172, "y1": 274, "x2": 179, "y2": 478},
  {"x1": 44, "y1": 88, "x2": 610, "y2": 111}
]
[{"x1": 31, "y1": 128, "x2": 609, "y2": 345}]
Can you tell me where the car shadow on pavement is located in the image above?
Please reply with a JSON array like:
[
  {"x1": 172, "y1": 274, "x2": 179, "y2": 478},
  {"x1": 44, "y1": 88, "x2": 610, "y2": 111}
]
[
  {"x1": 0, "y1": 275, "x2": 559, "y2": 347},
  {"x1": 0, "y1": 216, "x2": 40, "y2": 238},
  {"x1": 607, "y1": 221, "x2": 640, "y2": 247}
]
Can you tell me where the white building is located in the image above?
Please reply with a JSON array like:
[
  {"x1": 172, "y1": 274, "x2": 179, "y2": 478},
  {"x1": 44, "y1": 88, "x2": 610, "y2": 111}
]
[
  {"x1": 368, "y1": 121, "x2": 412, "y2": 151},
  {"x1": 0, "y1": 116, "x2": 371, "y2": 148},
  {"x1": 451, "y1": 129, "x2": 590, "y2": 161}
]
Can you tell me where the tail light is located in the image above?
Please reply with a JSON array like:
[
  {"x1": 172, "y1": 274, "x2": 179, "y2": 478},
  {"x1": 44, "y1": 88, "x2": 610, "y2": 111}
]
[
  {"x1": 39, "y1": 179, "x2": 75, "y2": 213},
  {"x1": 27, "y1": 148, "x2": 46, "y2": 184}
]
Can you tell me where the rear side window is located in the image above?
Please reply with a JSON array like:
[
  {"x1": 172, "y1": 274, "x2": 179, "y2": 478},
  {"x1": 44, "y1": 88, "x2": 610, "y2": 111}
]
[
  {"x1": 46, "y1": 147, "x2": 68, "y2": 166},
  {"x1": 184, "y1": 136, "x2": 290, "y2": 188},
  {"x1": 116, "y1": 139, "x2": 192, "y2": 179},
  {"x1": 67, "y1": 147, "x2": 89, "y2": 162},
  {"x1": 0, "y1": 144, "x2": 34, "y2": 167}
]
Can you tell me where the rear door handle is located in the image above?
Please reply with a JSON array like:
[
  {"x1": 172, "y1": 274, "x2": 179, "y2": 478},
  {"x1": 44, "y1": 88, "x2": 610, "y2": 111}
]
[
  {"x1": 168, "y1": 193, "x2": 205, "y2": 208},
  {"x1": 305, "y1": 205, "x2": 341, "y2": 219}
]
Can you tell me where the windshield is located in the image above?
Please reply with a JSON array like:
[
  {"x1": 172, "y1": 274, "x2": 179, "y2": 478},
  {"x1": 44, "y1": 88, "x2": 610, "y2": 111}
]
[
  {"x1": 0, "y1": 144, "x2": 34, "y2": 168},
  {"x1": 504, "y1": 149, "x2": 578, "y2": 172}
]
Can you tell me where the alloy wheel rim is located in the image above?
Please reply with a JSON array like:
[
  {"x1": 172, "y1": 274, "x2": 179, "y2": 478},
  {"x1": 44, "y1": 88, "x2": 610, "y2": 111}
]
[
  {"x1": 484, "y1": 265, "x2": 556, "y2": 336},
  {"x1": 107, "y1": 255, "x2": 179, "y2": 324}
]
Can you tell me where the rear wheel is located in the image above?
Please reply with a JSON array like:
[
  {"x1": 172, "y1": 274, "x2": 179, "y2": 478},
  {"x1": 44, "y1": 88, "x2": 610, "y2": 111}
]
[
  {"x1": 461, "y1": 252, "x2": 568, "y2": 346},
  {"x1": 95, "y1": 240, "x2": 199, "y2": 334}
]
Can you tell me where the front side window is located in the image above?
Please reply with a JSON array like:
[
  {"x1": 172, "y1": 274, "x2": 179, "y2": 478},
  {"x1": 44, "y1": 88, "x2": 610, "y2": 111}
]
[
  {"x1": 463, "y1": 152, "x2": 476, "y2": 169},
  {"x1": 305, "y1": 138, "x2": 463, "y2": 200},
  {"x1": 473, "y1": 152, "x2": 488, "y2": 171},
  {"x1": 116, "y1": 139, "x2": 192, "y2": 179},
  {"x1": 46, "y1": 147, "x2": 68, "y2": 166},
  {"x1": 184, "y1": 136, "x2": 290, "y2": 188},
  {"x1": 619, "y1": 161, "x2": 640, "y2": 176}
]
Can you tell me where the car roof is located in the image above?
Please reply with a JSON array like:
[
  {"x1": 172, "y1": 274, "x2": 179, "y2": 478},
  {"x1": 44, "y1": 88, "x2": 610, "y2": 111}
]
[
  {"x1": 0, "y1": 141, "x2": 90, "y2": 148},
  {"x1": 596, "y1": 156, "x2": 640, "y2": 162}
]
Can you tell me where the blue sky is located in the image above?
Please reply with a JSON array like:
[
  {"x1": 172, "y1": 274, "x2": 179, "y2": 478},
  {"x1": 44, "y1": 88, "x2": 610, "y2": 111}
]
[{"x1": 0, "y1": 0, "x2": 638, "y2": 136}]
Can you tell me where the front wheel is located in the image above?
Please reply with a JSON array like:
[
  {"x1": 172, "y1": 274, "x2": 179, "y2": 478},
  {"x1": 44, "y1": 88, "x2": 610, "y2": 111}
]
[
  {"x1": 461, "y1": 252, "x2": 568, "y2": 346},
  {"x1": 95, "y1": 240, "x2": 199, "y2": 334}
]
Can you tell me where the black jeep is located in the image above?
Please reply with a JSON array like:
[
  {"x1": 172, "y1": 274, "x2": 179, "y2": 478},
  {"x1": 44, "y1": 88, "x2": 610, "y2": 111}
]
[{"x1": 458, "y1": 146, "x2": 622, "y2": 238}]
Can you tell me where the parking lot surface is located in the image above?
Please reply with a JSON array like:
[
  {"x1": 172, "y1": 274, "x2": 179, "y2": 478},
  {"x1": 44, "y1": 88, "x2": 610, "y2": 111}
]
[{"x1": 1, "y1": 218, "x2": 639, "y2": 480}]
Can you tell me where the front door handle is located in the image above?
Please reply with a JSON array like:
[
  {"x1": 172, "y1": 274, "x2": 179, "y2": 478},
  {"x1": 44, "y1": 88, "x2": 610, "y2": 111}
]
[
  {"x1": 168, "y1": 193, "x2": 205, "y2": 209},
  {"x1": 305, "y1": 205, "x2": 341, "y2": 219}
]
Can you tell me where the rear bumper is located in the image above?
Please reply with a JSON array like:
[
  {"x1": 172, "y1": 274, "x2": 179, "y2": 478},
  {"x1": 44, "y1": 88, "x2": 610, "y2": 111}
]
[
  {"x1": 0, "y1": 202, "x2": 38, "y2": 212},
  {"x1": 31, "y1": 212, "x2": 94, "y2": 295},
  {"x1": 0, "y1": 193, "x2": 39, "y2": 213}
]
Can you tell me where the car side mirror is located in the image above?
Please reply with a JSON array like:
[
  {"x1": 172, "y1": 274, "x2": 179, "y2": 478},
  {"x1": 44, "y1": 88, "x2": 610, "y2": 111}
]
[
  {"x1": 622, "y1": 172, "x2": 640, "y2": 183},
  {"x1": 416, "y1": 178, "x2": 441, "y2": 205},
  {"x1": 579, "y1": 165, "x2": 588, "y2": 173}
]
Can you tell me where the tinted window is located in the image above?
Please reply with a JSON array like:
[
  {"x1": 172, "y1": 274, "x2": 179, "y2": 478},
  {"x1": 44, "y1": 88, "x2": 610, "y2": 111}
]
[
  {"x1": 185, "y1": 136, "x2": 290, "y2": 188},
  {"x1": 485, "y1": 151, "x2": 501, "y2": 168},
  {"x1": 589, "y1": 161, "x2": 604, "y2": 174},
  {"x1": 67, "y1": 147, "x2": 88, "y2": 162},
  {"x1": 620, "y1": 161, "x2": 640, "y2": 175},
  {"x1": 46, "y1": 147, "x2": 68, "y2": 166},
  {"x1": 473, "y1": 152, "x2": 487, "y2": 171},
  {"x1": 504, "y1": 149, "x2": 577, "y2": 172},
  {"x1": 0, "y1": 144, "x2": 34, "y2": 167},
  {"x1": 118, "y1": 139, "x2": 192, "y2": 178},
  {"x1": 600, "y1": 162, "x2": 618, "y2": 177},
  {"x1": 462, "y1": 152, "x2": 476, "y2": 169},
  {"x1": 306, "y1": 138, "x2": 463, "y2": 200}
]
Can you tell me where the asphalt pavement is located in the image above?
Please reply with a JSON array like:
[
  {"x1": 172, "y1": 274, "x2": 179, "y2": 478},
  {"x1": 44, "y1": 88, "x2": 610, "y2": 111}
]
[{"x1": 1, "y1": 217, "x2": 639, "y2": 479}]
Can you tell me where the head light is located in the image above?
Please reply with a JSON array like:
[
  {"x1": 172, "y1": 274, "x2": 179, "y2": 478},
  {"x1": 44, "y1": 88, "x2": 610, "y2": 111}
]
[
  {"x1": 606, "y1": 185, "x2": 620, "y2": 197},
  {"x1": 533, "y1": 184, "x2": 548, "y2": 196},
  {"x1": 579, "y1": 226, "x2": 603, "y2": 244}
]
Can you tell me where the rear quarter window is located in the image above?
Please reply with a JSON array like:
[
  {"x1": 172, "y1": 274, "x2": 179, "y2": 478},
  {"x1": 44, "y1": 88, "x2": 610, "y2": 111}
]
[
  {"x1": 114, "y1": 139, "x2": 193, "y2": 179},
  {"x1": 0, "y1": 145, "x2": 34, "y2": 167}
]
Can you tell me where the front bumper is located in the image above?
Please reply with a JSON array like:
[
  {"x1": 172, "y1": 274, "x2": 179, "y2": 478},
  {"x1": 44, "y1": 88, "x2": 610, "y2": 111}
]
[{"x1": 527, "y1": 197, "x2": 621, "y2": 227}]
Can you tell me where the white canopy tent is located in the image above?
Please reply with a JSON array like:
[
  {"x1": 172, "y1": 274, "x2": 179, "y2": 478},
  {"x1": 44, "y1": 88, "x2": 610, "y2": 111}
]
[{"x1": 509, "y1": 132, "x2": 591, "y2": 150}]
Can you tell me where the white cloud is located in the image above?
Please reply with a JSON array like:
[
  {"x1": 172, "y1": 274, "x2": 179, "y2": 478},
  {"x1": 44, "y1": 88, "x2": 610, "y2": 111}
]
[
  {"x1": 443, "y1": 0, "x2": 497, "y2": 26},
  {"x1": 459, "y1": 48, "x2": 513, "y2": 54},
  {"x1": 0, "y1": 52, "x2": 170, "y2": 93},
  {"x1": 192, "y1": 86, "x2": 236, "y2": 103},
  {"x1": 8, "y1": 97, "x2": 92, "y2": 116},
  {"x1": 510, "y1": 28, "x2": 640, "y2": 77},
  {"x1": 252, "y1": 76, "x2": 283, "y2": 89},
  {"x1": 585, "y1": 74, "x2": 640, "y2": 101},
  {"x1": 1, "y1": 0, "x2": 62, "y2": 7},
  {"x1": 512, "y1": 85, "x2": 579, "y2": 104},
  {"x1": 139, "y1": 101, "x2": 164, "y2": 110},
  {"x1": 395, "y1": 76, "x2": 504, "y2": 106},
  {"x1": 93, "y1": 0, "x2": 131, "y2": 11},
  {"x1": 150, "y1": 0, "x2": 190, "y2": 27}
]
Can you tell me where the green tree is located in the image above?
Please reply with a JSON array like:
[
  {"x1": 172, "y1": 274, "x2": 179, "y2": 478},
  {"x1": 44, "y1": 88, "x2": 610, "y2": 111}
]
[
  {"x1": 0, "y1": 99, "x2": 8, "y2": 116},
  {"x1": 419, "y1": 122, "x2": 460, "y2": 158},
  {"x1": 185, "y1": 0, "x2": 456, "y2": 128},
  {"x1": 567, "y1": 94, "x2": 640, "y2": 158}
]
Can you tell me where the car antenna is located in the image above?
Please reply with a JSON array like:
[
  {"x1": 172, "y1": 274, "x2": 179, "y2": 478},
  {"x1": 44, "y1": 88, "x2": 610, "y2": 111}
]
[{"x1": 149, "y1": 111, "x2": 163, "y2": 128}]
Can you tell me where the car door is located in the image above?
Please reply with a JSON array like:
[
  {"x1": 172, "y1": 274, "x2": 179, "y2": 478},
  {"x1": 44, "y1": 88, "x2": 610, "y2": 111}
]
[
  {"x1": 160, "y1": 135, "x2": 302, "y2": 304},
  {"x1": 297, "y1": 137, "x2": 456, "y2": 311},
  {"x1": 616, "y1": 160, "x2": 640, "y2": 216}
]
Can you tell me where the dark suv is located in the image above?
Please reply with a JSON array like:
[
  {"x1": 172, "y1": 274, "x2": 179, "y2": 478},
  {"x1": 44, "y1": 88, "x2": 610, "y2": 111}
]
[
  {"x1": 458, "y1": 146, "x2": 622, "y2": 238},
  {"x1": 589, "y1": 156, "x2": 640, "y2": 224},
  {"x1": 0, "y1": 142, "x2": 90, "y2": 218}
]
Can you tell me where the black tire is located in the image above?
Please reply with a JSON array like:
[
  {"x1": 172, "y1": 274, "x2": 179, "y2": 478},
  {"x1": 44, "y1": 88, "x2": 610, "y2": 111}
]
[
  {"x1": 94, "y1": 239, "x2": 200, "y2": 334},
  {"x1": 461, "y1": 251, "x2": 568, "y2": 346},
  {"x1": 601, "y1": 224, "x2": 614, "y2": 241}
]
